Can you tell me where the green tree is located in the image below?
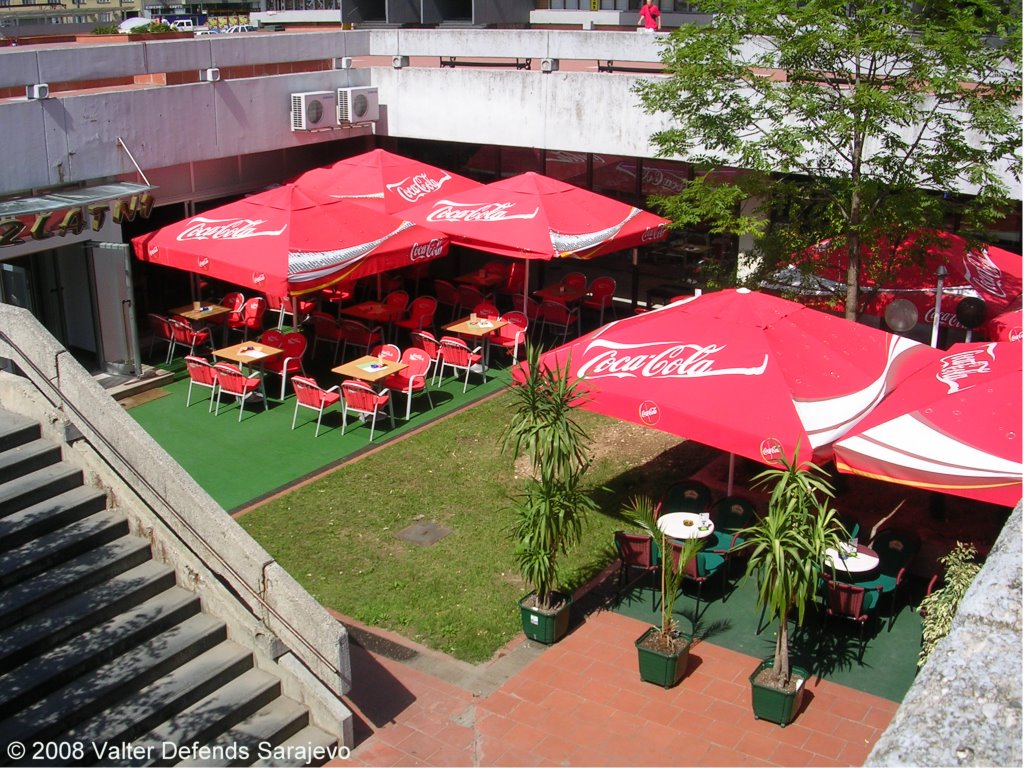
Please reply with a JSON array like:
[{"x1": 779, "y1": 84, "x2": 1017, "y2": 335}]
[
  {"x1": 742, "y1": 451, "x2": 846, "y2": 687},
  {"x1": 503, "y1": 342, "x2": 598, "y2": 612},
  {"x1": 636, "y1": 0, "x2": 1021, "y2": 320}
]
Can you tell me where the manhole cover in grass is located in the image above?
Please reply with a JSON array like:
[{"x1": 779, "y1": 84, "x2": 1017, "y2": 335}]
[{"x1": 396, "y1": 520, "x2": 452, "y2": 546}]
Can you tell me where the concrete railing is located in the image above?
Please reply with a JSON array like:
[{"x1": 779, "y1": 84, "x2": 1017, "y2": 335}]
[
  {"x1": 0, "y1": 304, "x2": 352, "y2": 741},
  {"x1": 867, "y1": 501, "x2": 1022, "y2": 766}
]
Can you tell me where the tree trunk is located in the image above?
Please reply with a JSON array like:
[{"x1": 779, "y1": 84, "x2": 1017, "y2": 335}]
[
  {"x1": 775, "y1": 616, "x2": 790, "y2": 685},
  {"x1": 846, "y1": 190, "x2": 862, "y2": 322}
]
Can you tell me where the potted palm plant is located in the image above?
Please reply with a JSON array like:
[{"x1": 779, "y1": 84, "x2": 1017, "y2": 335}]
[
  {"x1": 623, "y1": 495, "x2": 703, "y2": 687},
  {"x1": 503, "y1": 342, "x2": 598, "y2": 644},
  {"x1": 741, "y1": 450, "x2": 845, "y2": 726}
]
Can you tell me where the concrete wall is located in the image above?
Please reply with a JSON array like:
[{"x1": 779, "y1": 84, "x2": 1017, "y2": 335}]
[
  {"x1": 0, "y1": 304, "x2": 354, "y2": 745},
  {"x1": 2, "y1": 29, "x2": 1016, "y2": 203},
  {"x1": 867, "y1": 501, "x2": 1022, "y2": 767}
]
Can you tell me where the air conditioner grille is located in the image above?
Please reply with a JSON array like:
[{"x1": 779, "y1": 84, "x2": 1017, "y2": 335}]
[
  {"x1": 337, "y1": 86, "x2": 380, "y2": 124},
  {"x1": 290, "y1": 91, "x2": 336, "y2": 131}
]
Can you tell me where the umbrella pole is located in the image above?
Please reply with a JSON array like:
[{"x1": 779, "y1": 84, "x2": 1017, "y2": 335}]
[
  {"x1": 727, "y1": 453, "x2": 735, "y2": 496},
  {"x1": 631, "y1": 248, "x2": 639, "y2": 311}
]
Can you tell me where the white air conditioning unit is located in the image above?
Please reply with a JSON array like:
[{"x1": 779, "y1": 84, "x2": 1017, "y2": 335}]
[
  {"x1": 290, "y1": 91, "x2": 336, "y2": 132},
  {"x1": 337, "y1": 86, "x2": 379, "y2": 124}
]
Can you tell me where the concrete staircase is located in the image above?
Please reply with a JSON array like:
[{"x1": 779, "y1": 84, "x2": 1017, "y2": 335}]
[{"x1": 0, "y1": 409, "x2": 337, "y2": 766}]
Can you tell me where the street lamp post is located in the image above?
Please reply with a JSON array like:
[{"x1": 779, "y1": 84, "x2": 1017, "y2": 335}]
[{"x1": 930, "y1": 265, "x2": 948, "y2": 348}]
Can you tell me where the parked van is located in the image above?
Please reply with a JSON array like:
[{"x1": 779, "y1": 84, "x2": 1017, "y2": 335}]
[{"x1": 170, "y1": 19, "x2": 194, "y2": 31}]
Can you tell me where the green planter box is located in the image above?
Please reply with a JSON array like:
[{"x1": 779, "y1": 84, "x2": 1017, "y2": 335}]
[
  {"x1": 635, "y1": 626, "x2": 691, "y2": 688},
  {"x1": 749, "y1": 658, "x2": 808, "y2": 726},
  {"x1": 519, "y1": 592, "x2": 571, "y2": 644}
]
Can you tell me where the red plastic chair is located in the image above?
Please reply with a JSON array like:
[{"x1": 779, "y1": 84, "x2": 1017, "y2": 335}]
[
  {"x1": 340, "y1": 380, "x2": 393, "y2": 441},
  {"x1": 511, "y1": 294, "x2": 541, "y2": 337},
  {"x1": 262, "y1": 331, "x2": 307, "y2": 399},
  {"x1": 370, "y1": 343, "x2": 401, "y2": 362},
  {"x1": 434, "y1": 279, "x2": 461, "y2": 321},
  {"x1": 339, "y1": 319, "x2": 385, "y2": 360},
  {"x1": 438, "y1": 335, "x2": 485, "y2": 393},
  {"x1": 383, "y1": 290, "x2": 410, "y2": 316},
  {"x1": 310, "y1": 311, "x2": 345, "y2": 362},
  {"x1": 291, "y1": 376, "x2": 341, "y2": 437},
  {"x1": 394, "y1": 296, "x2": 438, "y2": 338},
  {"x1": 582, "y1": 276, "x2": 617, "y2": 327},
  {"x1": 266, "y1": 293, "x2": 315, "y2": 329},
  {"x1": 147, "y1": 313, "x2": 174, "y2": 363},
  {"x1": 562, "y1": 271, "x2": 587, "y2": 292},
  {"x1": 493, "y1": 311, "x2": 528, "y2": 366},
  {"x1": 212, "y1": 362, "x2": 266, "y2": 421},
  {"x1": 457, "y1": 285, "x2": 489, "y2": 316},
  {"x1": 473, "y1": 301, "x2": 500, "y2": 319},
  {"x1": 227, "y1": 297, "x2": 267, "y2": 341},
  {"x1": 822, "y1": 575, "x2": 884, "y2": 660},
  {"x1": 167, "y1": 317, "x2": 212, "y2": 362},
  {"x1": 410, "y1": 329, "x2": 443, "y2": 385},
  {"x1": 184, "y1": 355, "x2": 219, "y2": 411},
  {"x1": 538, "y1": 300, "x2": 580, "y2": 343},
  {"x1": 384, "y1": 347, "x2": 435, "y2": 420}
]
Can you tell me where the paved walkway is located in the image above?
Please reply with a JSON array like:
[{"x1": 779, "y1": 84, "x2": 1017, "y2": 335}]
[{"x1": 339, "y1": 609, "x2": 899, "y2": 767}]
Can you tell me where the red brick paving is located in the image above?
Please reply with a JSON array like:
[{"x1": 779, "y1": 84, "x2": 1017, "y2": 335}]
[{"x1": 339, "y1": 611, "x2": 899, "y2": 767}]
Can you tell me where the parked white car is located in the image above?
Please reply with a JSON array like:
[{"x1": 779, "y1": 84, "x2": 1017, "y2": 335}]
[{"x1": 224, "y1": 24, "x2": 257, "y2": 33}]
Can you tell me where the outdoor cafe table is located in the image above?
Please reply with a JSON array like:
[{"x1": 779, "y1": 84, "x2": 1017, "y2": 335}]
[
  {"x1": 454, "y1": 269, "x2": 505, "y2": 291},
  {"x1": 533, "y1": 283, "x2": 587, "y2": 305},
  {"x1": 332, "y1": 355, "x2": 408, "y2": 388},
  {"x1": 170, "y1": 302, "x2": 232, "y2": 325},
  {"x1": 338, "y1": 301, "x2": 403, "y2": 325},
  {"x1": 657, "y1": 512, "x2": 716, "y2": 541},
  {"x1": 825, "y1": 543, "x2": 881, "y2": 574},
  {"x1": 442, "y1": 315, "x2": 508, "y2": 369},
  {"x1": 212, "y1": 341, "x2": 283, "y2": 401}
]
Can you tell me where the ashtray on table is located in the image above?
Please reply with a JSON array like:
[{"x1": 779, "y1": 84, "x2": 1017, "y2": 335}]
[{"x1": 683, "y1": 520, "x2": 694, "y2": 527}]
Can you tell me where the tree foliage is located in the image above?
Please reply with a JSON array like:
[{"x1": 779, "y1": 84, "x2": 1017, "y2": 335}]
[
  {"x1": 503, "y1": 342, "x2": 598, "y2": 611},
  {"x1": 742, "y1": 451, "x2": 845, "y2": 687},
  {"x1": 918, "y1": 541, "x2": 982, "y2": 668},
  {"x1": 636, "y1": 0, "x2": 1021, "y2": 319}
]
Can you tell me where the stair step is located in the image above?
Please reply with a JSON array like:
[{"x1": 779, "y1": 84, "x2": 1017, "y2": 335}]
[
  {"x1": 0, "y1": 613, "x2": 226, "y2": 746},
  {"x1": 0, "y1": 410, "x2": 40, "y2": 453},
  {"x1": 0, "y1": 510, "x2": 129, "y2": 588},
  {"x1": 114, "y1": 669, "x2": 284, "y2": 767},
  {"x1": 0, "y1": 485, "x2": 108, "y2": 553},
  {"x1": 0, "y1": 437, "x2": 61, "y2": 485},
  {"x1": 175, "y1": 698, "x2": 311, "y2": 767},
  {"x1": 0, "y1": 586, "x2": 201, "y2": 719},
  {"x1": 0, "y1": 534, "x2": 154, "y2": 632},
  {"x1": 0, "y1": 463, "x2": 83, "y2": 519},
  {"x1": 64, "y1": 641, "x2": 254, "y2": 755},
  {"x1": 0, "y1": 559, "x2": 175, "y2": 672},
  {"x1": 252, "y1": 725, "x2": 341, "y2": 767}
]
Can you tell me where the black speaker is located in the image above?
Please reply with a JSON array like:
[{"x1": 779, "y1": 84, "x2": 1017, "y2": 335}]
[{"x1": 955, "y1": 297, "x2": 988, "y2": 329}]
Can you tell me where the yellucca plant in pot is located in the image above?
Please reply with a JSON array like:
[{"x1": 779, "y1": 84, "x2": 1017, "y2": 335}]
[
  {"x1": 503, "y1": 342, "x2": 598, "y2": 644},
  {"x1": 741, "y1": 450, "x2": 845, "y2": 726},
  {"x1": 623, "y1": 495, "x2": 703, "y2": 687}
]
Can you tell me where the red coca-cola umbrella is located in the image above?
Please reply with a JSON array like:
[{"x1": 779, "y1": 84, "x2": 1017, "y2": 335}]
[
  {"x1": 133, "y1": 184, "x2": 448, "y2": 297},
  {"x1": 534, "y1": 289, "x2": 935, "y2": 488},
  {"x1": 833, "y1": 342, "x2": 1022, "y2": 507},
  {"x1": 401, "y1": 171, "x2": 670, "y2": 261},
  {"x1": 773, "y1": 230, "x2": 1023, "y2": 330},
  {"x1": 984, "y1": 300, "x2": 1022, "y2": 342},
  {"x1": 291, "y1": 148, "x2": 482, "y2": 215}
]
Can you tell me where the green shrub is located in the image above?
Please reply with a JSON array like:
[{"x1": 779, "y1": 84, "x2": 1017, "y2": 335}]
[{"x1": 918, "y1": 542, "x2": 981, "y2": 668}]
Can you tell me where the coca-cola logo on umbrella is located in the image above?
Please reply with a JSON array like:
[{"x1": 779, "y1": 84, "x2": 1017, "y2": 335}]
[
  {"x1": 385, "y1": 173, "x2": 452, "y2": 204},
  {"x1": 638, "y1": 400, "x2": 660, "y2": 425},
  {"x1": 962, "y1": 247, "x2": 1007, "y2": 300},
  {"x1": 425, "y1": 201, "x2": 540, "y2": 224},
  {"x1": 176, "y1": 217, "x2": 287, "y2": 242},
  {"x1": 575, "y1": 340, "x2": 769, "y2": 381},
  {"x1": 937, "y1": 345, "x2": 995, "y2": 394},
  {"x1": 409, "y1": 238, "x2": 445, "y2": 261},
  {"x1": 760, "y1": 438, "x2": 784, "y2": 464},
  {"x1": 197, "y1": 256, "x2": 210, "y2": 270},
  {"x1": 252, "y1": 272, "x2": 266, "y2": 286}
]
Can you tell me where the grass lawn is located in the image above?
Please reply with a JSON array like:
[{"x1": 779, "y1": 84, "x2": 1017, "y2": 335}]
[{"x1": 238, "y1": 392, "x2": 717, "y2": 663}]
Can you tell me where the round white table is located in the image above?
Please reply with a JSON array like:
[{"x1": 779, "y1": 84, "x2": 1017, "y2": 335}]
[
  {"x1": 657, "y1": 512, "x2": 715, "y2": 541},
  {"x1": 825, "y1": 543, "x2": 880, "y2": 573}
]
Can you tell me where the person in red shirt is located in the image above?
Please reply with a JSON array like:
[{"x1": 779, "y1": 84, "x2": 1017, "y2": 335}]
[{"x1": 637, "y1": 0, "x2": 662, "y2": 32}]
